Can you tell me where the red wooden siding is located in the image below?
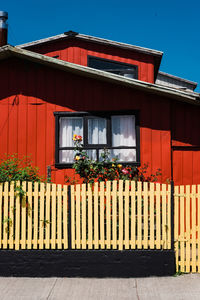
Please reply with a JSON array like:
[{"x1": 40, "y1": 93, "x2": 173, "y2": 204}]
[
  {"x1": 0, "y1": 57, "x2": 171, "y2": 184},
  {"x1": 25, "y1": 39, "x2": 155, "y2": 83},
  {"x1": 172, "y1": 102, "x2": 200, "y2": 147},
  {"x1": 171, "y1": 101, "x2": 200, "y2": 185},
  {"x1": 173, "y1": 150, "x2": 200, "y2": 185}
]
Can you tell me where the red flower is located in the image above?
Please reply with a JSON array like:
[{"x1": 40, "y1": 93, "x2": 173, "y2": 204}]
[{"x1": 122, "y1": 168, "x2": 129, "y2": 175}]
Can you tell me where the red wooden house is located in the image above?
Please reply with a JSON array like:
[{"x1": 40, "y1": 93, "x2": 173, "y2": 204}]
[{"x1": 0, "y1": 13, "x2": 199, "y2": 185}]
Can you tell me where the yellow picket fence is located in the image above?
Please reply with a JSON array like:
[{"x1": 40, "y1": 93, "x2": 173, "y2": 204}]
[
  {"x1": 71, "y1": 180, "x2": 172, "y2": 250},
  {"x1": 0, "y1": 180, "x2": 172, "y2": 251},
  {"x1": 2, "y1": 179, "x2": 200, "y2": 273},
  {"x1": 174, "y1": 184, "x2": 200, "y2": 273},
  {"x1": 0, "y1": 181, "x2": 68, "y2": 250}
]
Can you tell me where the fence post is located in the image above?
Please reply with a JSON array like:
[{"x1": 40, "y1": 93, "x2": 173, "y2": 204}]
[
  {"x1": 68, "y1": 185, "x2": 71, "y2": 250},
  {"x1": 171, "y1": 180, "x2": 174, "y2": 251}
]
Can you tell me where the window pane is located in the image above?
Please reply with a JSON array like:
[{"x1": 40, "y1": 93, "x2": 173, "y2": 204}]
[
  {"x1": 59, "y1": 117, "x2": 83, "y2": 147},
  {"x1": 112, "y1": 115, "x2": 136, "y2": 147},
  {"x1": 88, "y1": 118, "x2": 107, "y2": 144},
  {"x1": 88, "y1": 57, "x2": 137, "y2": 79},
  {"x1": 59, "y1": 149, "x2": 97, "y2": 163},
  {"x1": 99, "y1": 149, "x2": 136, "y2": 162},
  {"x1": 86, "y1": 149, "x2": 97, "y2": 160},
  {"x1": 59, "y1": 150, "x2": 74, "y2": 163}
]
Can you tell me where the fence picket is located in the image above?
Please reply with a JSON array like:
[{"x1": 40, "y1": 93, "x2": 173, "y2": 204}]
[
  {"x1": 156, "y1": 183, "x2": 161, "y2": 249},
  {"x1": 76, "y1": 184, "x2": 81, "y2": 249},
  {"x1": 3, "y1": 182, "x2": 8, "y2": 249},
  {"x1": 21, "y1": 181, "x2": 27, "y2": 249},
  {"x1": 0, "y1": 183, "x2": 2, "y2": 249},
  {"x1": 33, "y1": 182, "x2": 38, "y2": 249},
  {"x1": 149, "y1": 183, "x2": 155, "y2": 249},
  {"x1": 45, "y1": 183, "x2": 51, "y2": 249},
  {"x1": 71, "y1": 185, "x2": 75, "y2": 249},
  {"x1": 112, "y1": 181, "x2": 117, "y2": 250},
  {"x1": 106, "y1": 181, "x2": 111, "y2": 249},
  {"x1": 9, "y1": 182, "x2": 14, "y2": 249},
  {"x1": 81, "y1": 184, "x2": 87, "y2": 249},
  {"x1": 27, "y1": 182, "x2": 32, "y2": 249},
  {"x1": 191, "y1": 185, "x2": 196, "y2": 272},
  {"x1": 174, "y1": 186, "x2": 179, "y2": 272},
  {"x1": 81, "y1": 184, "x2": 86, "y2": 249},
  {"x1": 162, "y1": 184, "x2": 167, "y2": 249},
  {"x1": 180, "y1": 185, "x2": 185, "y2": 272},
  {"x1": 124, "y1": 181, "x2": 129, "y2": 249},
  {"x1": 88, "y1": 183, "x2": 93, "y2": 249},
  {"x1": 39, "y1": 183, "x2": 45, "y2": 250},
  {"x1": 100, "y1": 182, "x2": 105, "y2": 249},
  {"x1": 185, "y1": 185, "x2": 190, "y2": 273},
  {"x1": 51, "y1": 184, "x2": 56, "y2": 249},
  {"x1": 15, "y1": 181, "x2": 21, "y2": 250},
  {"x1": 63, "y1": 185, "x2": 68, "y2": 249},
  {"x1": 94, "y1": 182, "x2": 99, "y2": 249},
  {"x1": 198, "y1": 185, "x2": 200, "y2": 273},
  {"x1": 118, "y1": 180, "x2": 123, "y2": 250},
  {"x1": 130, "y1": 181, "x2": 136, "y2": 249},
  {"x1": 57, "y1": 184, "x2": 62, "y2": 249},
  {"x1": 143, "y1": 182, "x2": 148, "y2": 249},
  {"x1": 137, "y1": 182, "x2": 142, "y2": 249},
  {"x1": 167, "y1": 184, "x2": 171, "y2": 250}
]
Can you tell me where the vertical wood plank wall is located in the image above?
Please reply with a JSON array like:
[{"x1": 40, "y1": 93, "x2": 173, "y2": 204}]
[
  {"x1": 25, "y1": 39, "x2": 155, "y2": 83},
  {"x1": 0, "y1": 58, "x2": 171, "y2": 185}
]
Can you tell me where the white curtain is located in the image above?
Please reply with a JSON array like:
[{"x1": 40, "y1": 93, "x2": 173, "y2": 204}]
[
  {"x1": 59, "y1": 117, "x2": 83, "y2": 163},
  {"x1": 111, "y1": 115, "x2": 136, "y2": 161},
  {"x1": 88, "y1": 118, "x2": 106, "y2": 144}
]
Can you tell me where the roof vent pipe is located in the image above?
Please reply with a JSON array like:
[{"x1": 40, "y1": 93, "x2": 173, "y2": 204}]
[{"x1": 0, "y1": 11, "x2": 8, "y2": 47}]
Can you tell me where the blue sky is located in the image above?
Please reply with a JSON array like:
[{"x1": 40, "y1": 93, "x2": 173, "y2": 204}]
[{"x1": 2, "y1": 0, "x2": 200, "y2": 91}]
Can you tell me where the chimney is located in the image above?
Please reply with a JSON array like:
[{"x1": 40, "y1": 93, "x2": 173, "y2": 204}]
[{"x1": 0, "y1": 11, "x2": 8, "y2": 46}]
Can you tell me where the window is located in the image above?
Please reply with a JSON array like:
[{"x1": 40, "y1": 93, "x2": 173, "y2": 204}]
[
  {"x1": 54, "y1": 112, "x2": 140, "y2": 168},
  {"x1": 88, "y1": 56, "x2": 138, "y2": 79}
]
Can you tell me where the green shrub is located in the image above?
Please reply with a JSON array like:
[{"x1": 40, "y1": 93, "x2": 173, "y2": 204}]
[
  {"x1": 65, "y1": 135, "x2": 161, "y2": 184},
  {"x1": 0, "y1": 154, "x2": 43, "y2": 183}
]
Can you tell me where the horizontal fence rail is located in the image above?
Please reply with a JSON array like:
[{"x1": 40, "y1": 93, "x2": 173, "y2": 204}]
[
  {"x1": 174, "y1": 184, "x2": 200, "y2": 273},
  {"x1": 71, "y1": 180, "x2": 172, "y2": 250},
  {"x1": 0, "y1": 181, "x2": 68, "y2": 250}
]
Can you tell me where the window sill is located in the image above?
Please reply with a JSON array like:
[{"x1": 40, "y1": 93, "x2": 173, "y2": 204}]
[{"x1": 55, "y1": 161, "x2": 141, "y2": 169}]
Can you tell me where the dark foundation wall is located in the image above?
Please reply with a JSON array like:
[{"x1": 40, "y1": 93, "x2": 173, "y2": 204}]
[
  {"x1": 0, "y1": 250, "x2": 175, "y2": 277},
  {"x1": 0, "y1": 57, "x2": 172, "y2": 184}
]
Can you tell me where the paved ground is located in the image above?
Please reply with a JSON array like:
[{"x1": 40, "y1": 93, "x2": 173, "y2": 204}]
[{"x1": 0, "y1": 274, "x2": 200, "y2": 300}]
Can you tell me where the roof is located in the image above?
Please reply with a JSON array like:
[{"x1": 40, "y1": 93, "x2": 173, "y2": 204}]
[
  {"x1": 0, "y1": 45, "x2": 199, "y2": 105},
  {"x1": 157, "y1": 71, "x2": 197, "y2": 91},
  {"x1": 17, "y1": 31, "x2": 163, "y2": 81}
]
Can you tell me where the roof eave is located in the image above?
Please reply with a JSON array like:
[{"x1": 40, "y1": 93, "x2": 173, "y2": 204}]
[
  {"x1": 0, "y1": 45, "x2": 199, "y2": 106},
  {"x1": 17, "y1": 32, "x2": 163, "y2": 80}
]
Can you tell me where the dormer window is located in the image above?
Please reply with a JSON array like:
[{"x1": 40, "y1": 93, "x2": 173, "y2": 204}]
[{"x1": 88, "y1": 56, "x2": 138, "y2": 79}]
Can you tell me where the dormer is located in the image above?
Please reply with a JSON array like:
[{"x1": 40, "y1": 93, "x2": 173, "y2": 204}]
[{"x1": 18, "y1": 31, "x2": 163, "y2": 84}]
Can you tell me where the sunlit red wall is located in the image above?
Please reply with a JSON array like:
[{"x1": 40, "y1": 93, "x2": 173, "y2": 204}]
[{"x1": 0, "y1": 57, "x2": 172, "y2": 185}]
